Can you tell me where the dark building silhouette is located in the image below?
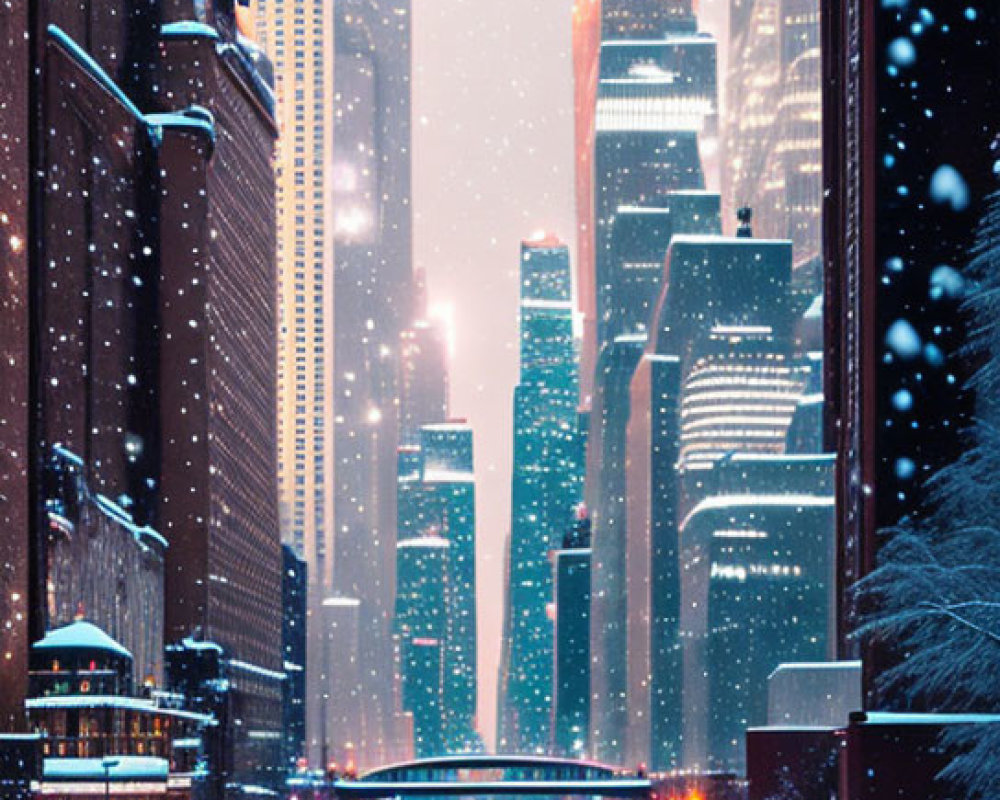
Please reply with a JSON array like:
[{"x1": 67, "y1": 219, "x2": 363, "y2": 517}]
[
  {"x1": 586, "y1": 334, "x2": 645, "y2": 763},
  {"x1": 552, "y1": 510, "x2": 592, "y2": 758},
  {"x1": 282, "y1": 545, "x2": 308, "y2": 772}
]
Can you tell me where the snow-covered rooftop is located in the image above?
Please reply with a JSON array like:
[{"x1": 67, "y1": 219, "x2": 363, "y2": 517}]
[
  {"x1": 322, "y1": 597, "x2": 362, "y2": 608},
  {"x1": 44, "y1": 756, "x2": 169, "y2": 781},
  {"x1": 804, "y1": 294, "x2": 824, "y2": 320},
  {"x1": 160, "y1": 21, "x2": 220, "y2": 41},
  {"x1": 422, "y1": 469, "x2": 475, "y2": 484},
  {"x1": 521, "y1": 298, "x2": 574, "y2": 311},
  {"x1": 681, "y1": 493, "x2": 835, "y2": 530},
  {"x1": 669, "y1": 233, "x2": 792, "y2": 247},
  {"x1": 857, "y1": 712, "x2": 1000, "y2": 727},
  {"x1": 769, "y1": 660, "x2": 862, "y2": 680},
  {"x1": 27, "y1": 695, "x2": 212, "y2": 723},
  {"x1": 34, "y1": 621, "x2": 132, "y2": 659},
  {"x1": 398, "y1": 537, "x2": 451, "y2": 550}
]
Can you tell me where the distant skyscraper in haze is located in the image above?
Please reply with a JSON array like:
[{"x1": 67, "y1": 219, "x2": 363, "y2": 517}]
[
  {"x1": 399, "y1": 271, "x2": 450, "y2": 445},
  {"x1": 724, "y1": 0, "x2": 822, "y2": 289},
  {"x1": 395, "y1": 423, "x2": 478, "y2": 754},
  {"x1": 327, "y1": 0, "x2": 414, "y2": 768},
  {"x1": 310, "y1": 596, "x2": 363, "y2": 771},
  {"x1": 499, "y1": 237, "x2": 583, "y2": 753}
]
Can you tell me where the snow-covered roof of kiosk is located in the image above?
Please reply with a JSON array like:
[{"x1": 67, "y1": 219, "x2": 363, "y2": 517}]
[{"x1": 33, "y1": 621, "x2": 132, "y2": 659}]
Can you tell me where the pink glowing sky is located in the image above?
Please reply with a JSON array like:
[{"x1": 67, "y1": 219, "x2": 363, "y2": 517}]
[{"x1": 412, "y1": 0, "x2": 728, "y2": 750}]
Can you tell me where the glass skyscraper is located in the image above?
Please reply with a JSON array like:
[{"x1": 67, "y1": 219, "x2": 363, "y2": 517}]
[
  {"x1": 498, "y1": 237, "x2": 583, "y2": 753},
  {"x1": 395, "y1": 424, "x2": 478, "y2": 754}
]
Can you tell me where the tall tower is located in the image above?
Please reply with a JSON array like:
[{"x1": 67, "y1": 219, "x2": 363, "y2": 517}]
[
  {"x1": 396, "y1": 424, "x2": 479, "y2": 754},
  {"x1": 498, "y1": 237, "x2": 583, "y2": 753},
  {"x1": 329, "y1": 0, "x2": 414, "y2": 767},
  {"x1": 724, "y1": 0, "x2": 823, "y2": 290},
  {"x1": 583, "y1": 0, "x2": 719, "y2": 765},
  {"x1": 254, "y1": 0, "x2": 337, "y2": 590}
]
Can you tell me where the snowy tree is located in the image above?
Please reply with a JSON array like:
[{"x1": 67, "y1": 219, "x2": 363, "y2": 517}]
[{"x1": 855, "y1": 188, "x2": 1000, "y2": 799}]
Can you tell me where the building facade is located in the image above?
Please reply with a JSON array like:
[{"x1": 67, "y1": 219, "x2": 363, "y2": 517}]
[
  {"x1": 282, "y1": 545, "x2": 308, "y2": 772},
  {"x1": 499, "y1": 238, "x2": 583, "y2": 753},
  {"x1": 552, "y1": 512, "x2": 592, "y2": 759},
  {"x1": 396, "y1": 424, "x2": 478, "y2": 754},
  {"x1": 394, "y1": 537, "x2": 450, "y2": 759}
]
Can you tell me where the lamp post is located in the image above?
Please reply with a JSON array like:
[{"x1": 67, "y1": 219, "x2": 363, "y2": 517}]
[{"x1": 101, "y1": 757, "x2": 120, "y2": 800}]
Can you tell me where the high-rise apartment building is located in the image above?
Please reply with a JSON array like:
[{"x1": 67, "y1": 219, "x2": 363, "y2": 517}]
[
  {"x1": 499, "y1": 237, "x2": 583, "y2": 753},
  {"x1": 254, "y1": 0, "x2": 338, "y2": 772},
  {"x1": 254, "y1": 0, "x2": 336, "y2": 590}
]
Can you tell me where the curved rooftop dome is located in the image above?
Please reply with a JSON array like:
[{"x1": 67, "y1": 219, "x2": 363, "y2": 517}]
[{"x1": 33, "y1": 620, "x2": 132, "y2": 660}]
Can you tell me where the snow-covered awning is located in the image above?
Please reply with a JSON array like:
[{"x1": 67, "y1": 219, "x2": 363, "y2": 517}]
[{"x1": 33, "y1": 621, "x2": 132, "y2": 659}]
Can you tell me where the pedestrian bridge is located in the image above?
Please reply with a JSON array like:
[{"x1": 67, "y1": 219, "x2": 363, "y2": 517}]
[{"x1": 334, "y1": 755, "x2": 652, "y2": 797}]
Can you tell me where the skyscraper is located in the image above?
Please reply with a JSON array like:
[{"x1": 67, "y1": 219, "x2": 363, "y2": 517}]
[
  {"x1": 499, "y1": 237, "x2": 583, "y2": 753},
  {"x1": 253, "y1": 0, "x2": 338, "y2": 775},
  {"x1": 0, "y1": 3, "x2": 286, "y2": 789},
  {"x1": 399, "y1": 271, "x2": 450, "y2": 445},
  {"x1": 600, "y1": 194, "x2": 722, "y2": 349},
  {"x1": 552, "y1": 510, "x2": 592, "y2": 759},
  {"x1": 395, "y1": 423, "x2": 478, "y2": 753},
  {"x1": 282, "y1": 546, "x2": 308, "y2": 772},
  {"x1": 254, "y1": 0, "x2": 337, "y2": 594},
  {"x1": 395, "y1": 536, "x2": 450, "y2": 758},
  {"x1": 583, "y1": 2, "x2": 720, "y2": 763},
  {"x1": 155, "y1": 15, "x2": 285, "y2": 790},
  {"x1": 329, "y1": 1, "x2": 414, "y2": 766},
  {"x1": 725, "y1": 0, "x2": 823, "y2": 289},
  {"x1": 593, "y1": 33, "x2": 717, "y2": 357},
  {"x1": 586, "y1": 334, "x2": 645, "y2": 763},
  {"x1": 311, "y1": 596, "x2": 363, "y2": 771}
]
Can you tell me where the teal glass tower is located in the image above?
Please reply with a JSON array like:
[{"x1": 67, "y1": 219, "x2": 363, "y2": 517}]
[{"x1": 498, "y1": 237, "x2": 584, "y2": 752}]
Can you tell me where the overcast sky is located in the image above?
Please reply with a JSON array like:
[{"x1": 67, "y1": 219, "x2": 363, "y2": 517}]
[{"x1": 412, "y1": 0, "x2": 728, "y2": 750}]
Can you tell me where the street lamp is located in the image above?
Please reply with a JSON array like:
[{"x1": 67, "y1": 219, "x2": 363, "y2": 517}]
[{"x1": 101, "y1": 757, "x2": 121, "y2": 800}]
